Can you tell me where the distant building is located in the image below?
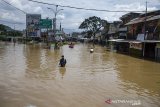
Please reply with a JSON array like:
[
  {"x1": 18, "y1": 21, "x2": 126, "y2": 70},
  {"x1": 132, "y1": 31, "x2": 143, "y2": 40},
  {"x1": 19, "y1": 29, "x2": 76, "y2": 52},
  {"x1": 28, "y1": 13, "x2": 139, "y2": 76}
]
[
  {"x1": 126, "y1": 10, "x2": 160, "y2": 40},
  {"x1": 107, "y1": 21, "x2": 122, "y2": 39},
  {"x1": 120, "y1": 12, "x2": 141, "y2": 24},
  {"x1": 26, "y1": 14, "x2": 41, "y2": 38},
  {"x1": 119, "y1": 12, "x2": 141, "y2": 39},
  {"x1": 54, "y1": 30, "x2": 65, "y2": 41}
]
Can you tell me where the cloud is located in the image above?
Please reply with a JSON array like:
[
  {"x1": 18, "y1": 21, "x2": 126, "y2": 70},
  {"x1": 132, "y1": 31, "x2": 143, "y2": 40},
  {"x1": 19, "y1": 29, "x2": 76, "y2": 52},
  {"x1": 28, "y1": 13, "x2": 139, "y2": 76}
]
[
  {"x1": 114, "y1": 2, "x2": 157, "y2": 11},
  {"x1": 0, "y1": 0, "x2": 159, "y2": 32},
  {"x1": 33, "y1": 6, "x2": 43, "y2": 13}
]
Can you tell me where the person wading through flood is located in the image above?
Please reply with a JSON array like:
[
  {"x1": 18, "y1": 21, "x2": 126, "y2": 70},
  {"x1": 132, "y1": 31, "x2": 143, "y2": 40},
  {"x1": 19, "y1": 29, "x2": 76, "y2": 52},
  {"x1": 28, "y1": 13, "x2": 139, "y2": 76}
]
[{"x1": 59, "y1": 55, "x2": 67, "y2": 67}]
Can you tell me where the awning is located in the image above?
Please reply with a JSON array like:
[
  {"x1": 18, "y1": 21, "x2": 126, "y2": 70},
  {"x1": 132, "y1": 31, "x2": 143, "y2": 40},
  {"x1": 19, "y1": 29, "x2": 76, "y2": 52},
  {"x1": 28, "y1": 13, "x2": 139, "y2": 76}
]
[
  {"x1": 115, "y1": 40, "x2": 132, "y2": 43},
  {"x1": 116, "y1": 40, "x2": 160, "y2": 43},
  {"x1": 142, "y1": 40, "x2": 160, "y2": 43},
  {"x1": 108, "y1": 39, "x2": 124, "y2": 42},
  {"x1": 129, "y1": 41, "x2": 142, "y2": 43},
  {"x1": 119, "y1": 27, "x2": 127, "y2": 32}
]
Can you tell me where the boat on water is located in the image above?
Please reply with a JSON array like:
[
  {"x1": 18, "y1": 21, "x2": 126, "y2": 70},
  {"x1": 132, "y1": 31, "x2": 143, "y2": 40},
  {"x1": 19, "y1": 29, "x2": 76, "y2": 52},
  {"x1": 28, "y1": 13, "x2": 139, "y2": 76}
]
[{"x1": 69, "y1": 42, "x2": 74, "y2": 48}]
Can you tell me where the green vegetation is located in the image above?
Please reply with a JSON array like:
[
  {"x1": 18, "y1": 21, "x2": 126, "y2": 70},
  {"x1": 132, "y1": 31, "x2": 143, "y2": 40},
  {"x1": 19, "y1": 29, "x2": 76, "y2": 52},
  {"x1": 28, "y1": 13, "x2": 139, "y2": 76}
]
[
  {"x1": 0, "y1": 35, "x2": 6, "y2": 41},
  {"x1": 0, "y1": 24, "x2": 23, "y2": 41},
  {"x1": 79, "y1": 16, "x2": 109, "y2": 39}
]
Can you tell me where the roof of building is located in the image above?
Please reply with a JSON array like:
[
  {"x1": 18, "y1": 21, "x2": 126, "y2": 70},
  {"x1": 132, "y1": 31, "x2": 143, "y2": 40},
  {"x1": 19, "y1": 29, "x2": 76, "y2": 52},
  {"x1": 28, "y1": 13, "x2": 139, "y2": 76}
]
[
  {"x1": 140, "y1": 10, "x2": 160, "y2": 17},
  {"x1": 114, "y1": 39, "x2": 160, "y2": 43},
  {"x1": 147, "y1": 15, "x2": 160, "y2": 21},
  {"x1": 125, "y1": 15, "x2": 160, "y2": 25},
  {"x1": 120, "y1": 12, "x2": 141, "y2": 19}
]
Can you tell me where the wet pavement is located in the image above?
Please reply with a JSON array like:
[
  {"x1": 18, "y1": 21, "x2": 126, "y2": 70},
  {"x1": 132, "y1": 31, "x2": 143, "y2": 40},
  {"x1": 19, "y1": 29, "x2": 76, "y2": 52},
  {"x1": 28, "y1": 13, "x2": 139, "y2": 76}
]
[{"x1": 0, "y1": 42, "x2": 160, "y2": 107}]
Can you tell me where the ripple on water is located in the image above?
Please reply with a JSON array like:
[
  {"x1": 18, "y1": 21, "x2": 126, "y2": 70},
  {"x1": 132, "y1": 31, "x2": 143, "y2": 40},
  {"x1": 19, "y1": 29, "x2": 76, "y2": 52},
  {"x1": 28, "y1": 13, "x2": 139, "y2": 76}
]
[{"x1": 0, "y1": 43, "x2": 160, "y2": 107}]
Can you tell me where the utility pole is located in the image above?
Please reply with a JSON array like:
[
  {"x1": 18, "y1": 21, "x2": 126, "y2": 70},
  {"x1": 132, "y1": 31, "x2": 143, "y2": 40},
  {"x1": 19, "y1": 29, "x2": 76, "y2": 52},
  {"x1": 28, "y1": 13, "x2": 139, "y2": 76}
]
[
  {"x1": 60, "y1": 22, "x2": 62, "y2": 31},
  {"x1": 48, "y1": 6, "x2": 63, "y2": 38},
  {"x1": 54, "y1": 5, "x2": 58, "y2": 32},
  {"x1": 13, "y1": 24, "x2": 16, "y2": 45},
  {"x1": 143, "y1": 1, "x2": 147, "y2": 57},
  {"x1": 46, "y1": 17, "x2": 50, "y2": 48}
]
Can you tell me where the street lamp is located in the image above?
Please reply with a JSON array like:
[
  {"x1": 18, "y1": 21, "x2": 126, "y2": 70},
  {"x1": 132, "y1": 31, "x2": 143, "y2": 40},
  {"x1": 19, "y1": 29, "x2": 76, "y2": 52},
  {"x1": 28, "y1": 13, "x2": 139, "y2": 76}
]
[{"x1": 47, "y1": 5, "x2": 63, "y2": 32}]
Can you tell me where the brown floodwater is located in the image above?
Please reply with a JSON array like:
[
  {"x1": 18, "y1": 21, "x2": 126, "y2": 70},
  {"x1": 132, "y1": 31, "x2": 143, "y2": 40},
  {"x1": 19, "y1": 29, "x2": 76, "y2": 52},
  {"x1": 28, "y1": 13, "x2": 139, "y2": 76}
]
[{"x1": 0, "y1": 42, "x2": 160, "y2": 107}]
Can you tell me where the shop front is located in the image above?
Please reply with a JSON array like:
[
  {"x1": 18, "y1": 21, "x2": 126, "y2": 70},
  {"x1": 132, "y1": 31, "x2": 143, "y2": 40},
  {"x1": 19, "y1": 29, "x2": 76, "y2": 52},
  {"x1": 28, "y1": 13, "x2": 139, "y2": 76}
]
[
  {"x1": 143, "y1": 41, "x2": 160, "y2": 60},
  {"x1": 155, "y1": 43, "x2": 160, "y2": 61},
  {"x1": 116, "y1": 40, "x2": 130, "y2": 54},
  {"x1": 129, "y1": 41, "x2": 143, "y2": 57}
]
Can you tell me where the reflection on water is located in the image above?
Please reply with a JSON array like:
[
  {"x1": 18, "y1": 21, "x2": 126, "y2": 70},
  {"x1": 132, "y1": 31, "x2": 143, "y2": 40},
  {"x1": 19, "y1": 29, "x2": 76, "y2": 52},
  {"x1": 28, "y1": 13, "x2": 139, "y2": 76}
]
[
  {"x1": 59, "y1": 67, "x2": 66, "y2": 79},
  {"x1": 0, "y1": 42, "x2": 160, "y2": 107}
]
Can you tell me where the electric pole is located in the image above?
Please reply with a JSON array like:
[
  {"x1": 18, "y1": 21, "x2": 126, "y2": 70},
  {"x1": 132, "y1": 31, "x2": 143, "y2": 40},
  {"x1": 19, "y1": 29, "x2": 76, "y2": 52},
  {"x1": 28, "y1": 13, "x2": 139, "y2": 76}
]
[{"x1": 143, "y1": 1, "x2": 147, "y2": 57}]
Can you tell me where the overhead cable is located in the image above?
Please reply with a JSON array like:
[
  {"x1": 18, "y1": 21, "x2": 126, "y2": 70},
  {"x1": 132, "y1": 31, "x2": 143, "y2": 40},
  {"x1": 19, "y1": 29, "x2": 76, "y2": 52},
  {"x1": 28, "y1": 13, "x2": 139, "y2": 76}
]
[
  {"x1": 1, "y1": 0, "x2": 27, "y2": 14},
  {"x1": 28, "y1": 0, "x2": 146, "y2": 12}
]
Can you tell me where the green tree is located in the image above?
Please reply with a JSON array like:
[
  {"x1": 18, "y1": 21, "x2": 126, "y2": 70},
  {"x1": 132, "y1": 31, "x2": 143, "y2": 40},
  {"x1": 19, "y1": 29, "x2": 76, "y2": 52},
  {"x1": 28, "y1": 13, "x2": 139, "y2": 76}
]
[
  {"x1": 79, "y1": 16, "x2": 108, "y2": 42},
  {"x1": 0, "y1": 24, "x2": 6, "y2": 32},
  {"x1": 8, "y1": 31, "x2": 22, "y2": 37}
]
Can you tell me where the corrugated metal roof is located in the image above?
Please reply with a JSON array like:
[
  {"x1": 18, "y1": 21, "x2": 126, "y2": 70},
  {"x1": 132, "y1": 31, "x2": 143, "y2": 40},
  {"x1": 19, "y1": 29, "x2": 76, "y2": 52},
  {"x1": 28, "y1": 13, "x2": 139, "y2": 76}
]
[
  {"x1": 125, "y1": 15, "x2": 160, "y2": 25},
  {"x1": 147, "y1": 15, "x2": 160, "y2": 21},
  {"x1": 125, "y1": 17, "x2": 144, "y2": 25},
  {"x1": 142, "y1": 40, "x2": 160, "y2": 43},
  {"x1": 114, "y1": 39, "x2": 160, "y2": 43}
]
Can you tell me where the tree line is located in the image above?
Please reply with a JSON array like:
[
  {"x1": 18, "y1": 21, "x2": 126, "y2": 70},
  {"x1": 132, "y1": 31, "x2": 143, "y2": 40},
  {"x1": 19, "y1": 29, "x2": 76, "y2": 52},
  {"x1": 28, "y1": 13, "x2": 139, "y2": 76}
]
[{"x1": 0, "y1": 24, "x2": 22, "y2": 37}]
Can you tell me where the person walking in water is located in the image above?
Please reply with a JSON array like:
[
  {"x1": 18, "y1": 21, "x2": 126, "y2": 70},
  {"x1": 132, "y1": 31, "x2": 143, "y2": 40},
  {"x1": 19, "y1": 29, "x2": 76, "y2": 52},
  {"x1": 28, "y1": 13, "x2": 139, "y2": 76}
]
[{"x1": 59, "y1": 55, "x2": 67, "y2": 67}]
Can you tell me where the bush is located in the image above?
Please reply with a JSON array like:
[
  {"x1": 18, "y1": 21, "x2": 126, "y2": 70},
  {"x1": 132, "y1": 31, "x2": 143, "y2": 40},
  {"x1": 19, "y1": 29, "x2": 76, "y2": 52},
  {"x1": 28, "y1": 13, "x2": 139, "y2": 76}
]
[{"x1": 0, "y1": 35, "x2": 6, "y2": 41}]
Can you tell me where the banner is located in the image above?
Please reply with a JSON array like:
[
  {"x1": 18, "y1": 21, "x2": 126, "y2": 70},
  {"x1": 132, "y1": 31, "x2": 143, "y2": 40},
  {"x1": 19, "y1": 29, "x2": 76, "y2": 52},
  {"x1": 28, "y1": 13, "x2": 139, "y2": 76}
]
[
  {"x1": 26, "y1": 14, "x2": 41, "y2": 37},
  {"x1": 130, "y1": 42, "x2": 142, "y2": 50}
]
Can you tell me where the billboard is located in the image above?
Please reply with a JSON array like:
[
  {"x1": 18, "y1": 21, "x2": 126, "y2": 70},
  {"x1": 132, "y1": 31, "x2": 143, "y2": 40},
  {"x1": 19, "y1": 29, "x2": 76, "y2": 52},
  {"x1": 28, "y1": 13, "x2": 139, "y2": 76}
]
[
  {"x1": 39, "y1": 19, "x2": 52, "y2": 29},
  {"x1": 26, "y1": 14, "x2": 41, "y2": 37}
]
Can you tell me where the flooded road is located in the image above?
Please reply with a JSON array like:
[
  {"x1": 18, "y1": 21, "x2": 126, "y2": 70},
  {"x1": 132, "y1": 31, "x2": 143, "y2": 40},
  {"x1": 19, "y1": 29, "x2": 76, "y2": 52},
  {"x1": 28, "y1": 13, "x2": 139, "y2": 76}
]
[{"x1": 0, "y1": 42, "x2": 160, "y2": 107}]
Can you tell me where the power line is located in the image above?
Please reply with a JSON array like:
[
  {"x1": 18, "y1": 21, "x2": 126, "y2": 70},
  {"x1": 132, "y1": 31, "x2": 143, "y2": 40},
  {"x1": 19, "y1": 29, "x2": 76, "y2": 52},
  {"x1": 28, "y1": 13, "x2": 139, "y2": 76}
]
[
  {"x1": 60, "y1": 22, "x2": 82, "y2": 24},
  {"x1": 28, "y1": 0, "x2": 146, "y2": 12},
  {"x1": 1, "y1": 0, "x2": 27, "y2": 14}
]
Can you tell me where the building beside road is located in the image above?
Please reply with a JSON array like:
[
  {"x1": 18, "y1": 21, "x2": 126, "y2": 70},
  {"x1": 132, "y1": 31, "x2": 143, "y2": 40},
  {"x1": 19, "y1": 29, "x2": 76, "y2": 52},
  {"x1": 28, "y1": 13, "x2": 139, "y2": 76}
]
[
  {"x1": 26, "y1": 14, "x2": 41, "y2": 39},
  {"x1": 119, "y1": 12, "x2": 141, "y2": 39},
  {"x1": 125, "y1": 10, "x2": 160, "y2": 60},
  {"x1": 107, "y1": 10, "x2": 160, "y2": 61}
]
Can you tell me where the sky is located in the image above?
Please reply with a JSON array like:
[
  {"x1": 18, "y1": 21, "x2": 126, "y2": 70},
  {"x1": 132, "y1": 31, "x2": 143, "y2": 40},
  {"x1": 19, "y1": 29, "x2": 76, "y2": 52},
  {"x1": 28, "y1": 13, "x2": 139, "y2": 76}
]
[{"x1": 0, "y1": 0, "x2": 160, "y2": 33}]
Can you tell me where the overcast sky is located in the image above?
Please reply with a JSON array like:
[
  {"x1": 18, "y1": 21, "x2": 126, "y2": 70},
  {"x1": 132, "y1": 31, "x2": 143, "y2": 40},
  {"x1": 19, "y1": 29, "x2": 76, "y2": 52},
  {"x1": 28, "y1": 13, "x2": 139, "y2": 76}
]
[{"x1": 0, "y1": 0, "x2": 160, "y2": 33}]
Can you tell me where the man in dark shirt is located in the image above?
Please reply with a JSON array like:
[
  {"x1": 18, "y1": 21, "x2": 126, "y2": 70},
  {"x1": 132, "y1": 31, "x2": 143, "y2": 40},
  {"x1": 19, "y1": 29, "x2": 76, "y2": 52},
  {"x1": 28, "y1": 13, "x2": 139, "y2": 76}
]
[{"x1": 59, "y1": 55, "x2": 67, "y2": 67}]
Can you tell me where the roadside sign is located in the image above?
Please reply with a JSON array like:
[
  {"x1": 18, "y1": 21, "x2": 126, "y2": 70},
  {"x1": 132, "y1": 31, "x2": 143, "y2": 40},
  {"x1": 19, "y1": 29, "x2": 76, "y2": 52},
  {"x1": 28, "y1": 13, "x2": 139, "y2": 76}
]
[
  {"x1": 26, "y1": 14, "x2": 41, "y2": 37},
  {"x1": 39, "y1": 19, "x2": 52, "y2": 29}
]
